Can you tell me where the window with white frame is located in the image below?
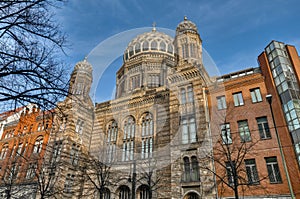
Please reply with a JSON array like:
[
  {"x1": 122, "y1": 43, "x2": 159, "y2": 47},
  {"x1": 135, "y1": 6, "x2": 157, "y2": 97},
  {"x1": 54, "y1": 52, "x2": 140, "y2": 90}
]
[
  {"x1": 141, "y1": 113, "x2": 153, "y2": 159},
  {"x1": 265, "y1": 157, "x2": 282, "y2": 183},
  {"x1": 238, "y1": 120, "x2": 251, "y2": 142},
  {"x1": 0, "y1": 144, "x2": 8, "y2": 159},
  {"x1": 37, "y1": 123, "x2": 44, "y2": 131},
  {"x1": 250, "y1": 88, "x2": 262, "y2": 103},
  {"x1": 245, "y1": 159, "x2": 259, "y2": 184},
  {"x1": 70, "y1": 144, "x2": 80, "y2": 166},
  {"x1": 181, "y1": 115, "x2": 197, "y2": 144},
  {"x1": 217, "y1": 95, "x2": 227, "y2": 110},
  {"x1": 33, "y1": 136, "x2": 43, "y2": 153},
  {"x1": 107, "y1": 120, "x2": 118, "y2": 162},
  {"x1": 257, "y1": 117, "x2": 271, "y2": 139},
  {"x1": 122, "y1": 116, "x2": 135, "y2": 161},
  {"x1": 75, "y1": 119, "x2": 84, "y2": 134},
  {"x1": 180, "y1": 86, "x2": 194, "y2": 105},
  {"x1": 220, "y1": 123, "x2": 232, "y2": 144},
  {"x1": 183, "y1": 156, "x2": 200, "y2": 182},
  {"x1": 233, "y1": 92, "x2": 244, "y2": 106}
]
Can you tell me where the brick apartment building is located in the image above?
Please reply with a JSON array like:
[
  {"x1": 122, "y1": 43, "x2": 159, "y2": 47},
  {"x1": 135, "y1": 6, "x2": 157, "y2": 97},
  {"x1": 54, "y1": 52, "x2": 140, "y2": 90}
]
[
  {"x1": 209, "y1": 65, "x2": 300, "y2": 198},
  {"x1": 0, "y1": 104, "x2": 52, "y2": 198}
]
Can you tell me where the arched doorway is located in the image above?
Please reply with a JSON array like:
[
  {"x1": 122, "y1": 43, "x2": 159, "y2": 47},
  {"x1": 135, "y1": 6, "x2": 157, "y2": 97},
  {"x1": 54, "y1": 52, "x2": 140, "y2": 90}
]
[
  {"x1": 184, "y1": 192, "x2": 200, "y2": 199},
  {"x1": 118, "y1": 185, "x2": 130, "y2": 199}
]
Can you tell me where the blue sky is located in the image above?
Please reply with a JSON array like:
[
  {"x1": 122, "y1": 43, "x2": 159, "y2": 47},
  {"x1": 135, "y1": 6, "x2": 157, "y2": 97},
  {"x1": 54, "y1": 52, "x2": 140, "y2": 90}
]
[{"x1": 56, "y1": 0, "x2": 300, "y2": 102}]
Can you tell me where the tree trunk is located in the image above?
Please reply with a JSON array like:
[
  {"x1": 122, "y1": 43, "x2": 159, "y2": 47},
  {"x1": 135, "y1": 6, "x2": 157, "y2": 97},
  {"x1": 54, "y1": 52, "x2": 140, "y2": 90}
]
[
  {"x1": 234, "y1": 186, "x2": 239, "y2": 199},
  {"x1": 5, "y1": 189, "x2": 11, "y2": 199}
]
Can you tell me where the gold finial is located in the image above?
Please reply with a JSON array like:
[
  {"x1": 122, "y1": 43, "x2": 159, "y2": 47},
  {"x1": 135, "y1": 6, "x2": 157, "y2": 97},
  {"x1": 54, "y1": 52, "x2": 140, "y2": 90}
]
[
  {"x1": 184, "y1": 16, "x2": 187, "y2": 20},
  {"x1": 152, "y1": 22, "x2": 156, "y2": 32}
]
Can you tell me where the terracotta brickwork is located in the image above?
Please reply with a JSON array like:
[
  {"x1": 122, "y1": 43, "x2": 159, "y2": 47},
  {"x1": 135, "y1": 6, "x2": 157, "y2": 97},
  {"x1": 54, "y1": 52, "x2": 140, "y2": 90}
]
[{"x1": 0, "y1": 105, "x2": 52, "y2": 197}]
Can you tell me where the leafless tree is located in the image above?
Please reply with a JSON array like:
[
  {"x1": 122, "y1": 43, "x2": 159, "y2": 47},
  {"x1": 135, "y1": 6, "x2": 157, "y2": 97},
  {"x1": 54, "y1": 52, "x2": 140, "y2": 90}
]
[
  {"x1": 82, "y1": 150, "x2": 114, "y2": 199},
  {"x1": 136, "y1": 158, "x2": 161, "y2": 199},
  {"x1": 203, "y1": 129, "x2": 269, "y2": 199},
  {"x1": 33, "y1": 143, "x2": 65, "y2": 199},
  {"x1": 0, "y1": 0, "x2": 69, "y2": 112},
  {"x1": 0, "y1": 152, "x2": 36, "y2": 199}
]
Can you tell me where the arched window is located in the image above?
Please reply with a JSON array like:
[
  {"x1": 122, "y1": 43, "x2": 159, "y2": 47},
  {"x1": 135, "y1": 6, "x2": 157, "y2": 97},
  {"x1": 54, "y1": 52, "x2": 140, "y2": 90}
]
[
  {"x1": 122, "y1": 116, "x2": 135, "y2": 161},
  {"x1": 183, "y1": 157, "x2": 190, "y2": 182},
  {"x1": 70, "y1": 143, "x2": 80, "y2": 166},
  {"x1": 33, "y1": 136, "x2": 43, "y2": 153},
  {"x1": 138, "y1": 185, "x2": 150, "y2": 199},
  {"x1": 135, "y1": 43, "x2": 141, "y2": 53},
  {"x1": 143, "y1": 41, "x2": 149, "y2": 51},
  {"x1": 37, "y1": 123, "x2": 42, "y2": 131},
  {"x1": 129, "y1": 46, "x2": 134, "y2": 57},
  {"x1": 167, "y1": 44, "x2": 173, "y2": 54},
  {"x1": 95, "y1": 188, "x2": 111, "y2": 199},
  {"x1": 119, "y1": 185, "x2": 130, "y2": 199},
  {"x1": 183, "y1": 156, "x2": 200, "y2": 182},
  {"x1": 184, "y1": 192, "x2": 199, "y2": 199},
  {"x1": 0, "y1": 144, "x2": 9, "y2": 159},
  {"x1": 151, "y1": 41, "x2": 158, "y2": 50},
  {"x1": 141, "y1": 113, "x2": 153, "y2": 159},
  {"x1": 107, "y1": 120, "x2": 118, "y2": 162},
  {"x1": 190, "y1": 43, "x2": 198, "y2": 58},
  {"x1": 191, "y1": 156, "x2": 200, "y2": 181},
  {"x1": 182, "y1": 43, "x2": 189, "y2": 58},
  {"x1": 159, "y1": 42, "x2": 166, "y2": 51}
]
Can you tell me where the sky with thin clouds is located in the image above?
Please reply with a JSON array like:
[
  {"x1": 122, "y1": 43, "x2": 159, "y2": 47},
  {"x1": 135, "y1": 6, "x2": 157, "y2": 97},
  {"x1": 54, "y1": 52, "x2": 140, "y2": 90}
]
[{"x1": 56, "y1": 0, "x2": 300, "y2": 102}]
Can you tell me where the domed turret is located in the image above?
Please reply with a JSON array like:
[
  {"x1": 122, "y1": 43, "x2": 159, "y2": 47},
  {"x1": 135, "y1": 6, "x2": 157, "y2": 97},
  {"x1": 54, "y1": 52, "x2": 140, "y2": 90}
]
[
  {"x1": 68, "y1": 58, "x2": 93, "y2": 101},
  {"x1": 176, "y1": 16, "x2": 198, "y2": 35},
  {"x1": 73, "y1": 58, "x2": 93, "y2": 74},
  {"x1": 124, "y1": 28, "x2": 175, "y2": 62},
  {"x1": 174, "y1": 16, "x2": 202, "y2": 63}
]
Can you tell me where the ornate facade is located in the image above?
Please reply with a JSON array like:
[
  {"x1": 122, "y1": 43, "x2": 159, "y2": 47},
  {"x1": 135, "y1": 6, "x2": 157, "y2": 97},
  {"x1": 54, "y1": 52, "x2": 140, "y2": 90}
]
[
  {"x1": 51, "y1": 18, "x2": 300, "y2": 199},
  {"x1": 53, "y1": 17, "x2": 216, "y2": 199}
]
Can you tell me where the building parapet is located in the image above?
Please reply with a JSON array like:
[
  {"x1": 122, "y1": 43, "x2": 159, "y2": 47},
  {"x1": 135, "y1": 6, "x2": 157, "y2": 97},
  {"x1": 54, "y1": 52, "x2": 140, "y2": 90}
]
[{"x1": 216, "y1": 67, "x2": 261, "y2": 83}]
